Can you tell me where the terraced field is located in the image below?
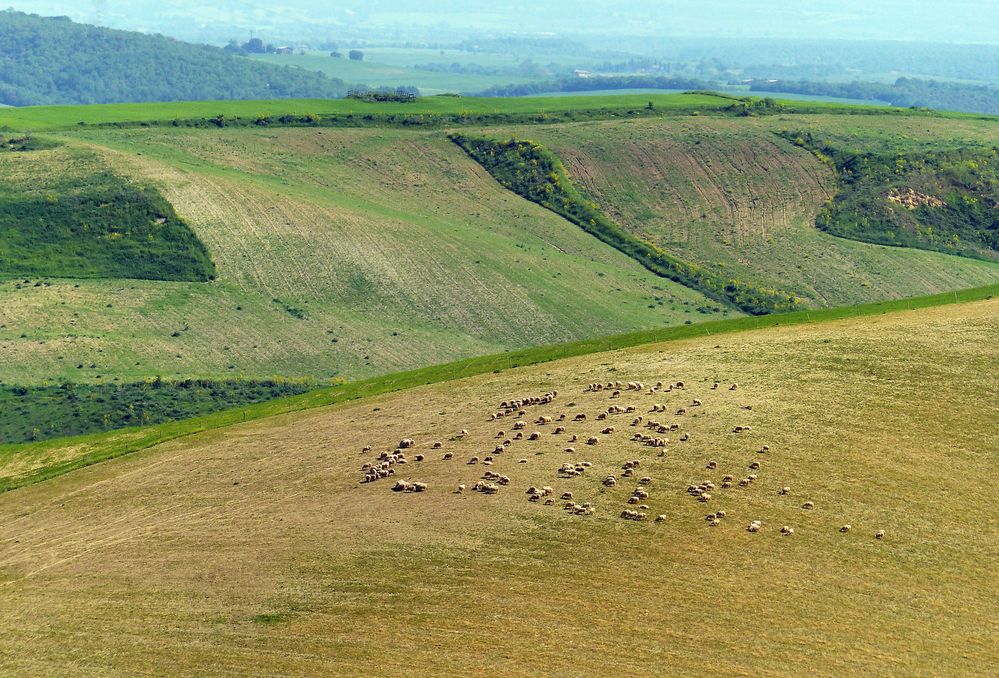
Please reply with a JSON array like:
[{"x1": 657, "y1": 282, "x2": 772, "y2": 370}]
[
  {"x1": 0, "y1": 127, "x2": 723, "y2": 385},
  {"x1": 1, "y1": 297, "x2": 994, "y2": 676},
  {"x1": 517, "y1": 116, "x2": 999, "y2": 306}
]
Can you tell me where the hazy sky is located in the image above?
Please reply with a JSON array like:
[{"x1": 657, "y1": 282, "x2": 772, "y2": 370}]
[{"x1": 5, "y1": 1, "x2": 996, "y2": 44}]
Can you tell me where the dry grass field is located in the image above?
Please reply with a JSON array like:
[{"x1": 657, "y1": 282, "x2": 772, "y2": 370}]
[
  {"x1": 1, "y1": 297, "x2": 995, "y2": 676},
  {"x1": 513, "y1": 116, "x2": 999, "y2": 306}
]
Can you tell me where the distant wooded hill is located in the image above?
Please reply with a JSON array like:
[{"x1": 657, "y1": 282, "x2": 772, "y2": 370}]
[{"x1": 0, "y1": 10, "x2": 347, "y2": 106}]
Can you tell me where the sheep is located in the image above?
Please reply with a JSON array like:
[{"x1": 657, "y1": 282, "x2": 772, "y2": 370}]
[
  {"x1": 748, "y1": 474, "x2": 758, "y2": 481},
  {"x1": 442, "y1": 454, "x2": 453, "y2": 463},
  {"x1": 496, "y1": 431, "x2": 506, "y2": 438},
  {"x1": 875, "y1": 530, "x2": 886, "y2": 540},
  {"x1": 554, "y1": 426, "x2": 567, "y2": 434},
  {"x1": 716, "y1": 510, "x2": 727, "y2": 518},
  {"x1": 638, "y1": 504, "x2": 649, "y2": 510},
  {"x1": 362, "y1": 445, "x2": 372, "y2": 453},
  {"x1": 537, "y1": 415, "x2": 553, "y2": 425},
  {"x1": 801, "y1": 501, "x2": 815, "y2": 510},
  {"x1": 722, "y1": 475, "x2": 734, "y2": 482},
  {"x1": 749, "y1": 461, "x2": 760, "y2": 470},
  {"x1": 705, "y1": 513, "x2": 716, "y2": 521},
  {"x1": 586, "y1": 437, "x2": 599, "y2": 446},
  {"x1": 513, "y1": 421, "x2": 526, "y2": 431},
  {"x1": 569, "y1": 434, "x2": 578, "y2": 443},
  {"x1": 456, "y1": 484, "x2": 466, "y2": 493},
  {"x1": 747, "y1": 521, "x2": 761, "y2": 533},
  {"x1": 460, "y1": 429, "x2": 468, "y2": 435},
  {"x1": 498, "y1": 475, "x2": 511, "y2": 486},
  {"x1": 627, "y1": 496, "x2": 639, "y2": 505},
  {"x1": 519, "y1": 458, "x2": 528, "y2": 464},
  {"x1": 603, "y1": 476, "x2": 618, "y2": 487},
  {"x1": 468, "y1": 457, "x2": 479, "y2": 465},
  {"x1": 840, "y1": 525, "x2": 851, "y2": 533},
  {"x1": 596, "y1": 413, "x2": 608, "y2": 421},
  {"x1": 564, "y1": 447, "x2": 576, "y2": 454},
  {"x1": 414, "y1": 454, "x2": 425, "y2": 462},
  {"x1": 730, "y1": 383, "x2": 738, "y2": 390},
  {"x1": 711, "y1": 382, "x2": 719, "y2": 390},
  {"x1": 541, "y1": 486, "x2": 554, "y2": 496},
  {"x1": 527, "y1": 486, "x2": 539, "y2": 495},
  {"x1": 639, "y1": 476, "x2": 652, "y2": 485},
  {"x1": 779, "y1": 486, "x2": 790, "y2": 495},
  {"x1": 676, "y1": 408, "x2": 687, "y2": 416},
  {"x1": 432, "y1": 441, "x2": 443, "y2": 449},
  {"x1": 655, "y1": 514, "x2": 667, "y2": 523},
  {"x1": 412, "y1": 482, "x2": 428, "y2": 492},
  {"x1": 631, "y1": 417, "x2": 643, "y2": 426},
  {"x1": 399, "y1": 438, "x2": 415, "y2": 449},
  {"x1": 561, "y1": 491, "x2": 574, "y2": 500},
  {"x1": 528, "y1": 432, "x2": 542, "y2": 441},
  {"x1": 698, "y1": 493, "x2": 712, "y2": 502},
  {"x1": 781, "y1": 525, "x2": 793, "y2": 535},
  {"x1": 759, "y1": 445, "x2": 770, "y2": 453},
  {"x1": 601, "y1": 426, "x2": 616, "y2": 435},
  {"x1": 494, "y1": 445, "x2": 506, "y2": 454},
  {"x1": 574, "y1": 413, "x2": 587, "y2": 421},
  {"x1": 692, "y1": 399, "x2": 703, "y2": 407},
  {"x1": 543, "y1": 499, "x2": 555, "y2": 506},
  {"x1": 392, "y1": 480, "x2": 413, "y2": 492},
  {"x1": 739, "y1": 478, "x2": 750, "y2": 487},
  {"x1": 679, "y1": 433, "x2": 690, "y2": 442}
]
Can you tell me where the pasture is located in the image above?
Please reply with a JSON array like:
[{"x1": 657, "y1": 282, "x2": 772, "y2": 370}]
[{"x1": 0, "y1": 296, "x2": 994, "y2": 675}]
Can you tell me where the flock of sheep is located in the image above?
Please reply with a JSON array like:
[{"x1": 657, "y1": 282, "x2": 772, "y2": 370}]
[{"x1": 357, "y1": 379, "x2": 885, "y2": 541}]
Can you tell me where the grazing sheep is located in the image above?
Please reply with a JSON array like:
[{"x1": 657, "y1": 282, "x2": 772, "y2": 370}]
[
  {"x1": 705, "y1": 513, "x2": 716, "y2": 521},
  {"x1": 679, "y1": 433, "x2": 690, "y2": 442},
  {"x1": 564, "y1": 447, "x2": 576, "y2": 454},
  {"x1": 722, "y1": 474, "x2": 734, "y2": 482},
  {"x1": 569, "y1": 434, "x2": 578, "y2": 443},
  {"x1": 675, "y1": 381, "x2": 685, "y2": 389},
  {"x1": 392, "y1": 480, "x2": 413, "y2": 492},
  {"x1": 574, "y1": 413, "x2": 587, "y2": 421},
  {"x1": 554, "y1": 426, "x2": 566, "y2": 434},
  {"x1": 692, "y1": 399, "x2": 702, "y2": 407},
  {"x1": 721, "y1": 481, "x2": 733, "y2": 488},
  {"x1": 781, "y1": 525, "x2": 793, "y2": 535},
  {"x1": 730, "y1": 383, "x2": 738, "y2": 390},
  {"x1": 586, "y1": 437, "x2": 599, "y2": 446},
  {"x1": 759, "y1": 445, "x2": 770, "y2": 453},
  {"x1": 747, "y1": 521, "x2": 761, "y2": 533},
  {"x1": 456, "y1": 484, "x2": 466, "y2": 493},
  {"x1": 513, "y1": 421, "x2": 526, "y2": 431},
  {"x1": 468, "y1": 457, "x2": 479, "y2": 465},
  {"x1": 461, "y1": 429, "x2": 468, "y2": 435},
  {"x1": 603, "y1": 476, "x2": 617, "y2": 487},
  {"x1": 496, "y1": 431, "x2": 506, "y2": 438},
  {"x1": 711, "y1": 383, "x2": 719, "y2": 390},
  {"x1": 706, "y1": 461, "x2": 717, "y2": 470},
  {"x1": 655, "y1": 514, "x2": 667, "y2": 523},
  {"x1": 779, "y1": 486, "x2": 790, "y2": 495},
  {"x1": 537, "y1": 415, "x2": 553, "y2": 425},
  {"x1": 749, "y1": 461, "x2": 760, "y2": 470},
  {"x1": 541, "y1": 486, "x2": 554, "y2": 496},
  {"x1": 412, "y1": 482, "x2": 428, "y2": 492},
  {"x1": 514, "y1": 432, "x2": 524, "y2": 440},
  {"x1": 716, "y1": 510, "x2": 727, "y2": 518},
  {"x1": 601, "y1": 426, "x2": 616, "y2": 435},
  {"x1": 519, "y1": 458, "x2": 528, "y2": 464},
  {"x1": 875, "y1": 530, "x2": 886, "y2": 540},
  {"x1": 362, "y1": 445, "x2": 372, "y2": 453},
  {"x1": 676, "y1": 408, "x2": 687, "y2": 416},
  {"x1": 561, "y1": 492, "x2": 574, "y2": 500},
  {"x1": 528, "y1": 432, "x2": 542, "y2": 441},
  {"x1": 698, "y1": 493, "x2": 712, "y2": 502},
  {"x1": 840, "y1": 525, "x2": 851, "y2": 533},
  {"x1": 639, "y1": 476, "x2": 652, "y2": 485},
  {"x1": 494, "y1": 445, "x2": 506, "y2": 454},
  {"x1": 399, "y1": 439, "x2": 416, "y2": 449},
  {"x1": 544, "y1": 499, "x2": 555, "y2": 506},
  {"x1": 627, "y1": 497, "x2": 639, "y2": 505},
  {"x1": 802, "y1": 501, "x2": 815, "y2": 510},
  {"x1": 748, "y1": 474, "x2": 758, "y2": 481},
  {"x1": 433, "y1": 441, "x2": 443, "y2": 449},
  {"x1": 739, "y1": 479, "x2": 750, "y2": 487},
  {"x1": 414, "y1": 454, "x2": 425, "y2": 462}
]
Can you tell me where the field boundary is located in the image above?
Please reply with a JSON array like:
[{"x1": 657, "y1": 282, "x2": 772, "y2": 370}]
[{"x1": 1, "y1": 282, "x2": 996, "y2": 494}]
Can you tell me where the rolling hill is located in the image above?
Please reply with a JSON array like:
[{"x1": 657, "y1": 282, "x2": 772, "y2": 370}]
[
  {"x1": 0, "y1": 11, "x2": 347, "y2": 105},
  {"x1": 506, "y1": 114, "x2": 999, "y2": 306},
  {"x1": 0, "y1": 294, "x2": 994, "y2": 675}
]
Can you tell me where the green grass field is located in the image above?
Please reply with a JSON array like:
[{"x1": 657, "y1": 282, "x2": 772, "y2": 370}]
[
  {"x1": 0, "y1": 125, "x2": 726, "y2": 386},
  {"x1": 502, "y1": 115, "x2": 999, "y2": 306},
  {"x1": 251, "y1": 53, "x2": 543, "y2": 95},
  {"x1": 0, "y1": 293, "x2": 994, "y2": 675}
]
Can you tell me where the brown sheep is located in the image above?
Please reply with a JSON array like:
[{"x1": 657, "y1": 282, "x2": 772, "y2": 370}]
[
  {"x1": 574, "y1": 413, "x2": 587, "y2": 421},
  {"x1": 586, "y1": 437, "x2": 599, "y2": 446},
  {"x1": 706, "y1": 461, "x2": 718, "y2": 470},
  {"x1": 432, "y1": 442, "x2": 443, "y2": 449},
  {"x1": 528, "y1": 432, "x2": 542, "y2": 441}
]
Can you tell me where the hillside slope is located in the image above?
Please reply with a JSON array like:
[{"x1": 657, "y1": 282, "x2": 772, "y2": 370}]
[
  {"x1": 515, "y1": 116, "x2": 999, "y2": 306},
  {"x1": 0, "y1": 126, "x2": 725, "y2": 385},
  {"x1": 0, "y1": 298, "x2": 994, "y2": 675},
  {"x1": 0, "y1": 11, "x2": 346, "y2": 105}
]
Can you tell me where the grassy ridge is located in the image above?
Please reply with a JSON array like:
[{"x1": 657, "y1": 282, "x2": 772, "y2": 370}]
[
  {"x1": 2, "y1": 281, "x2": 994, "y2": 494},
  {"x1": 450, "y1": 134, "x2": 800, "y2": 314}
]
